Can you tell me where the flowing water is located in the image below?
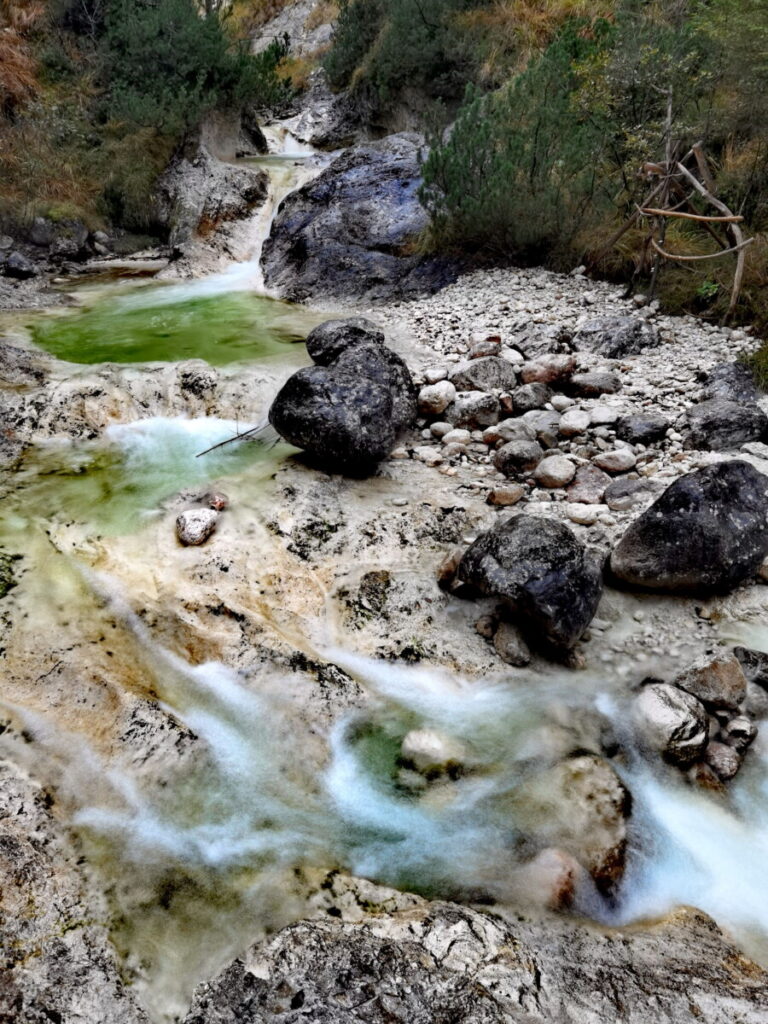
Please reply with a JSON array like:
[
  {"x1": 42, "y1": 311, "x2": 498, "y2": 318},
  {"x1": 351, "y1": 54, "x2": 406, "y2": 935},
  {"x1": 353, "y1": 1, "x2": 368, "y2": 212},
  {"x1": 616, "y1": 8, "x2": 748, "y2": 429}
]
[{"x1": 3, "y1": 125, "x2": 768, "y2": 1023}]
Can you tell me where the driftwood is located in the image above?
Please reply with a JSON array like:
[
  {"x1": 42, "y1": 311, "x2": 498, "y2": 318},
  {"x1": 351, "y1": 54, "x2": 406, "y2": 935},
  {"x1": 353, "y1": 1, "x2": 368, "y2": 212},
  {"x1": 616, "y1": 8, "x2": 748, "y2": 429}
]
[{"x1": 591, "y1": 140, "x2": 753, "y2": 321}]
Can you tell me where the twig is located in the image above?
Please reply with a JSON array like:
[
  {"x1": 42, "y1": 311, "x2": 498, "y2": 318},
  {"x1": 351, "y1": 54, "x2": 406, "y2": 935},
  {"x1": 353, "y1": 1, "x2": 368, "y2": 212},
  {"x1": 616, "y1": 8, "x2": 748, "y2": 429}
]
[{"x1": 650, "y1": 237, "x2": 754, "y2": 261}]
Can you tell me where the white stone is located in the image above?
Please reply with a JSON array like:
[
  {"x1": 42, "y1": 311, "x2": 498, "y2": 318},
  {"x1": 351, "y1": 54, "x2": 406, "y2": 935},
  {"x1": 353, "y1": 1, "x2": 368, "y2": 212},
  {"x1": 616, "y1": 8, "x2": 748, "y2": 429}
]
[
  {"x1": 566, "y1": 503, "x2": 602, "y2": 525},
  {"x1": 401, "y1": 729, "x2": 466, "y2": 774},
  {"x1": 551, "y1": 395, "x2": 575, "y2": 412},
  {"x1": 176, "y1": 509, "x2": 218, "y2": 546},
  {"x1": 418, "y1": 380, "x2": 456, "y2": 416},
  {"x1": 424, "y1": 365, "x2": 449, "y2": 384},
  {"x1": 559, "y1": 408, "x2": 591, "y2": 437},
  {"x1": 593, "y1": 449, "x2": 637, "y2": 473},
  {"x1": 414, "y1": 446, "x2": 443, "y2": 466},
  {"x1": 589, "y1": 405, "x2": 621, "y2": 426},
  {"x1": 442, "y1": 429, "x2": 472, "y2": 445},
  {"x1": 534, "y1": 455, "x2": 576, "y2": 488}
]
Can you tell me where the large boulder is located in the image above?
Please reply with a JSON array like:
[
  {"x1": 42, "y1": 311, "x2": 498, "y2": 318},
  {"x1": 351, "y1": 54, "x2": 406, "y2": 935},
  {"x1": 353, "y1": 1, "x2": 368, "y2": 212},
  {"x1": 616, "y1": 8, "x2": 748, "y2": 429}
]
[
  {"x1": 685, "y1": 398, "x2": 768, "y2": 450},
  {"x1": 3, "y1": 251, "x2": 37, "y2": 279},
  {"x1": 702, "y1": 362, "x2": 759, "y2": 404},
  {"x1": 458, "y1": 515, "x2": 603, "y2": 651},
  {"x1": 610, "y1": 461, "x2": 768, "y2": 594},
  {"x1": 269, "y1": 319, "x2": 416, "y2": 471},
  {"x1": 573, "y1": 316, "x2": 660, "y2": 358},
  {"x1": 261, "y1": 133, "x2": 459, "y2": 301},
  {"x1": 183, "y1": 876, "x2": 768, "y2": 1024},
  {"x1": 156, "y1": 143, "x2": 268, "y2": 245}
]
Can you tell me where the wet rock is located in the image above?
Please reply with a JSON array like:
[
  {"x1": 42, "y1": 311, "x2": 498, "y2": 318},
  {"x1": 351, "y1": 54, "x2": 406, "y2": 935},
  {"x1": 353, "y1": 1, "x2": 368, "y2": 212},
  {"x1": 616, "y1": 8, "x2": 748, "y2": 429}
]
[
  {"x1": 722, "y1": 715, "x2": 758, "y2": 752},
  {"x1": 494, "y1": 439, "x2": 543, "y2": 476},
  {"x1": 573, "y1": 316, "x2": 660, "y2": 358},
  {"x1": 400, "y1": 729, "x2": 466, "y2": 776},
  {"x1": 510, "y1": 847, "x2": 585, "y2": 910},
  {"x1": 685, "y1": 398, "x2": 768, "y2": 450},
  {"x1": 514, "y1": 754, "x2": 630, "y2": 892},
  {"x1": 568, "y1": 370, "x2": 622, "y2": 397},
  {"x1": 610, "y1": 461, "x2": 768, "y2": 594},
  {"x1": 305, "y1": 317, "x2": 384, "y2": 365},
  {"x1": 449, "y1": 356, "x2": 518, "y2": 392},
  {"x1": 486, "y1": 484, "x2": 525, "y2": 507},
  {"x1": 493, "y1": 620, "x2": 531, "y2": 666},
  {"x1": 616, "y1": 412, "x2": 670, "y2": 445},
  {"x1": 593, "y1": 449, "x2": 637, "y2": 473},
  {"x1": 262, "y1": 133, "x2": 459, "y2": 301},
  {"x1": 513, "y1": 381, "x2": 552, "y2": 412},
  {"x1": 673, "y1": 653, "x2": 748, "y2": 712},
  {"x1": 520, "y1": 354, "x2": 576, "y2": 385},
  {"x1": 3, "y1": 251, "x2": 37, "y2": 279},
  {"x1": 445, "y1": 391, "x2": 500, "y2": 428},
  {"x1": 458, "y1": 515, "x2": 603, "y2": 652},
  {"x1": 734, "y1": 646, "x2": 768, "y2": 689},
  {"x1": 704, "y1": 740, "x2": 742, "y2": 781},
  {"x1": 567, "y1": 464, "x2": 611, "y2": 504},
  {"x1": 177, "y1": 508, "x2": 218, "y2": 546},
  {"x1": 184, "y1": 878, "x2": 768, "y2": 1024},
  {"x1": 269, "y1": 331, "x2": 417, "y2": 471},
  {"x1": 534, "y1": 455, "x2": 576, "y2": 488},
  {"x1": 633, "y1": 682, "x2": 709, "y2": 767},
  {"x1": 418, "y1": 380, "x2": 456, "y2": 416},
  {"x1": 703, "y1": 362, "x2": 759, "y2": 404}
]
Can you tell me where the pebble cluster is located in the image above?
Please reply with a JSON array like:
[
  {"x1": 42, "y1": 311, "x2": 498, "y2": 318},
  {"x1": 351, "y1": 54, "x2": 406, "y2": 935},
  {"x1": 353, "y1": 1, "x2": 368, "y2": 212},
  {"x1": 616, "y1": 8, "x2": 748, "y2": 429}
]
[{"x1": 373, "y1": 265, "x2": 761, "y2": 551}]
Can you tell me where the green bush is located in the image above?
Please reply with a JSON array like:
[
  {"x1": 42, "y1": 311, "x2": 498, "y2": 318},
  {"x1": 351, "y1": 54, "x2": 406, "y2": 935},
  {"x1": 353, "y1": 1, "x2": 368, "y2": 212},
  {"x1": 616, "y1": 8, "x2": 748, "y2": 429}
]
[
  {"x1": 325, "y1": 0, "x2": 487, "y2": 112},
  {"x1": 420, "y1": 22, "x2": 611, "y2": 261}
]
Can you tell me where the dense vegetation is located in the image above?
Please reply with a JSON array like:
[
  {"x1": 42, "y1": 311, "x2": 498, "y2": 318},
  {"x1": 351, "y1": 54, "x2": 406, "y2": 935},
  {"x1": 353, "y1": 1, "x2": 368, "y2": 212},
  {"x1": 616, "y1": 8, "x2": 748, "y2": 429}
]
[
  {"x1": 0, "y1": 0, "x2": 291, "y2": 238},
  {"x1": 326, "y1": 0, "x2": 768, "y2": 327}
]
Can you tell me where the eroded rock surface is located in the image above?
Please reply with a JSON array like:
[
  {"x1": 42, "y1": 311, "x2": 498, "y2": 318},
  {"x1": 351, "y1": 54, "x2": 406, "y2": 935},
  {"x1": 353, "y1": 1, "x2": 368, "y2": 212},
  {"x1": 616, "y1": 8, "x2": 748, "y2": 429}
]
[{"x1": 183, "y1": 877, "x2": 768, "y2": 1024}]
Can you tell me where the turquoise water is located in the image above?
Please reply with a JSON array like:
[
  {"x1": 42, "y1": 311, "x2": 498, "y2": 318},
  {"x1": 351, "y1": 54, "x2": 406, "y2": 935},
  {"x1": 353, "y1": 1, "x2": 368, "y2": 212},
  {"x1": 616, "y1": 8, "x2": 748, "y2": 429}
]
[{"x1": 28, "y1": 287, "x2": 323, "y2": 366}]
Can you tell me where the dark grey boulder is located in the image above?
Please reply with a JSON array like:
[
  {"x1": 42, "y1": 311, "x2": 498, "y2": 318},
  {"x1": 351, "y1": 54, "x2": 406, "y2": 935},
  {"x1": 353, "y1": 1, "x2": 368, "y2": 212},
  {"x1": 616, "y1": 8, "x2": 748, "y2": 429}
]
[
  {"x1": 616, "y1": 412, "x2": 669, "y2": 445},
  {"x1": 449, "y1": 357, "x2": 517, "y2": 392},
  {"x1": 568, "y1": 370, "x2": 622, "y2": 397},
  {"x1": 269, "y1": 319, "x2": 416, "y2": 471},
  {"x1": 610, "y1": 460, "x2": 768, "y2": 594},
  {"x1": 4, "y1": 251, "x2": 37, "y2": 279},
  {"x1": 305, "y1": 317, "x2": 385, "y2": 366},
  {"x1": 573, "y1": 317, "x2": 660, "y2": 358},
  {"x1": 493, "y1": 440, "x2": 544, "y2": 476},
  {"x1": 703, "y1": 362, "x2": 759, "y2": 404},
  {"x1": 685, "y1": 398, "x2": 768, "y2": 450},
  {"x1": 513, "y1": 382, "x2": 552, "y2": 413},
  {"x1": 261, "y1": 133, "x2": 460, "y2": 301},
  {"x1": 458, "y1": 515, "x2": 603, "y2": 651}
]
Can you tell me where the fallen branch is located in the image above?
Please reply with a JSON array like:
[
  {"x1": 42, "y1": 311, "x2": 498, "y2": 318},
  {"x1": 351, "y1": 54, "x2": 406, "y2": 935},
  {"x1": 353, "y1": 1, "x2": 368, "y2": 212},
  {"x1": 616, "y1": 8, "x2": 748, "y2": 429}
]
[
  {"x1": 650, "y1": 237, "x2": 754, "y2": 261},
  {"x1": 195, "y1": 420, "x2": 280, "y2": 458},
  {"x1": 640, "y1": 208, "x2": 743, "y2": 223}
]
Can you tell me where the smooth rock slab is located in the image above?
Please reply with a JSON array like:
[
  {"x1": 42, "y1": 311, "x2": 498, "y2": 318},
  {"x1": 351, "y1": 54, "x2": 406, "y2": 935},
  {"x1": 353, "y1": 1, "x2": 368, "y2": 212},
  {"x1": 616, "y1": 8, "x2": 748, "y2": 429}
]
[
  {"x1": 610, "y1": 460, "x2": 768, "y2": 594},
  {"x1": 458, "y1": 515, "x2": 602, "y2": 651}
]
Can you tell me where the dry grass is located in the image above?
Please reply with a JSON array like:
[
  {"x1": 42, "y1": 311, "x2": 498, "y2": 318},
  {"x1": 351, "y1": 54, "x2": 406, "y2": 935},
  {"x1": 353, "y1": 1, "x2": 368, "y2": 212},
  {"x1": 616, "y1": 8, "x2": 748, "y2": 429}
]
[
  {"x1": 229, "y1": 0, "x2": 293, "y2": 34},
  {"x1": 277, "y1": 44, "x2": 330, "y2": 90},
  {"x1": 458, "y1": 0, "x2": 614, "y2": 81},
  {"x1": 0, "y1": 1, "x2": 46, "y2": 115},
  {"x1": 305, "y1": 0, "x2": 338, "y2": 33}
]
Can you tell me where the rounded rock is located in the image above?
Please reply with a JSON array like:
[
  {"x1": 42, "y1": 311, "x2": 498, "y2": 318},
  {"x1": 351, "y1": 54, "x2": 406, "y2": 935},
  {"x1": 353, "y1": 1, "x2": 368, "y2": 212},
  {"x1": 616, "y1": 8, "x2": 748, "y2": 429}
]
[{"x1": 535, "y1": 455, "x2": 576, "y2": 488}]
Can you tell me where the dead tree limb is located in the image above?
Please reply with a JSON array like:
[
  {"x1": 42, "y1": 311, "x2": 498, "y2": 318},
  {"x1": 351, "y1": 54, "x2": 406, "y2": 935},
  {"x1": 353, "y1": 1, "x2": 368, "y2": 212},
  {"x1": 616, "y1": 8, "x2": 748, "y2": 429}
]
[
  {"x1": 640, "y1": 208, "x2": 744, "y2": 223},
  {"x1": 650, "y1": 237, "x2": 754, "y2": 261}
]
